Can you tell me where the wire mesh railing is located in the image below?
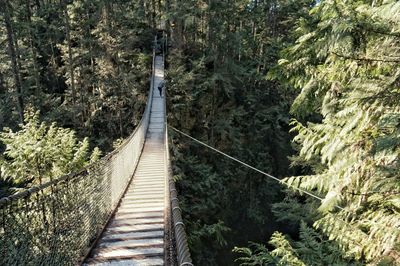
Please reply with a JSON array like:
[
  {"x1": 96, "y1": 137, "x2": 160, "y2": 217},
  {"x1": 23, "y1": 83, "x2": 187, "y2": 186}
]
[
  {"x1": 163, "y1": 34, "x2": 193, "y2": 265},
  {"x1": 165, "y1": 117, "x2": 193, "y2": 266},
  {"x1": 0, "y1": 39, "x2": 157, "y2": 266}
]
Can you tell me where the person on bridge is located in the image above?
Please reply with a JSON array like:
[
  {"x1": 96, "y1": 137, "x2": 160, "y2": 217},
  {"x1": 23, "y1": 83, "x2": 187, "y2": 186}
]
[{"x1": 158, "y1": 80, "x2": 165, "y2": 97}]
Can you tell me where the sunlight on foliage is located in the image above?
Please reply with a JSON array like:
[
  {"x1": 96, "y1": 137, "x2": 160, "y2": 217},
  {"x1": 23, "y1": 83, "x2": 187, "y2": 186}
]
[{"x1": 0, "y1": 108, "x2": 99, "y2": 188}]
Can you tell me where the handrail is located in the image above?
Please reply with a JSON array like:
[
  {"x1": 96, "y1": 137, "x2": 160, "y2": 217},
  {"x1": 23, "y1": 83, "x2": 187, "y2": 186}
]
[
  {"x1": 0, "y1": 36, "x2": 158, "y2": 266},
  {"x1": 79, "y1": 36, "x2": 158, "y2": 264},
  {"x1": 163, "y1": 32, "x2": 194, "y2": 265},
  {"x1": 0, "y1": 36, "x2": 157, "y2": 207}
]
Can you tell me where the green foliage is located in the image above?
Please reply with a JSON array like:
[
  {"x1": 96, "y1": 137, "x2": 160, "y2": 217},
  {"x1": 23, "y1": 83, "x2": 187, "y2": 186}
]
[
  {"x1": 1, "y1": 0, "x2": 398, "y2": 264},
  {"x1": 235, "y1": 221, "x2": 361, "y2": 266},
  {"x1": 271, "y1": 193, "x2": 319, "y2": 226},
  {"x1": 0, "y1": 0, "x2": 154, "y2": 151},
  {"x1": 167, "y1": 0, "x2": 314, "y2": 264},
  {"x1": 170, "y1": 0, "x2": 399, "y2": 264},
  {"x1": 189, "y1": 220, "x2": 231, "y2": 265},
  {"x1": 0, "y1": 108, "x2": 99, "y2": 189},
  {"x1": 234, "y1": 243, "x2": 278, "y2": 266},
  {"x1": 261, "y1": 0, "x2": 400, "y2": 264},
  {"x1": 267, "y1": 232, "x2": 305, "y2": 266}
]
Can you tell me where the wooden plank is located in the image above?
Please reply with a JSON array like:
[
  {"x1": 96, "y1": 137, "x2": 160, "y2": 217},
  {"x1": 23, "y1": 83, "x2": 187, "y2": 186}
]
[{"x1": 86, "y1": 55, "x2": 167, "y2": 266}]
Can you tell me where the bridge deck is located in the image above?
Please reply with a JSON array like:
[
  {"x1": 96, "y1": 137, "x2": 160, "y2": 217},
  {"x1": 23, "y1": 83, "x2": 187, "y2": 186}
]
[{"x1": 85, "y1": 56, "x2": 167, "y2": 266}]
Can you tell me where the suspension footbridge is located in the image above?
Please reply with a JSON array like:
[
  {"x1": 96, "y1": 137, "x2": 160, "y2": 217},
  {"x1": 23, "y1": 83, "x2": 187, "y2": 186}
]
[{"x1": 0, "y1": 37, "x2": 192, "y2": 266}]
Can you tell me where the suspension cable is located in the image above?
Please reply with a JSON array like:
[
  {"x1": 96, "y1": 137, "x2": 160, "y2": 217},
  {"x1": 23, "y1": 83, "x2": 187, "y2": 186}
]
[
  {"x1": 168, "y1": 124, "x2": 400, "y2": 249},
  {"x1": 168, "y1": 125, "x2": 345, "y2": 211}
]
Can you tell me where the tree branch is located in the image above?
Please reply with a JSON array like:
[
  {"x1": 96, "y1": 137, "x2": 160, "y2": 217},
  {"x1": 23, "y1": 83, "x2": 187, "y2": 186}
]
[
  {"x1": 331, "y1": 51, "x2": 400, "y2": 63},
  {"x1": 344, "y1": 190, "x2": 400, "y2": 196},
  {"x1": 368, "y1": 28, "x2": 400, "y2": 38}
]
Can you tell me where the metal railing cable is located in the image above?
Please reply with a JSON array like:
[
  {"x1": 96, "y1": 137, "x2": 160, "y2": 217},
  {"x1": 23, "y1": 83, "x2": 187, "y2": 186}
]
[
  {"x1": 168, "y1": 125, "x2": 346, "y2": 211},
  {"x1": 165, "y1": 120, "x2": 193, "y2": 266},
  {"x1": 0, "y1": 37, "x2": 157, "y2": 266},
  {"x1": 162, "y1": 34, "x2": 193, "y2": 265},
  {"x1": 168, "y1": 125, "x2": 400, "y2": 252}
]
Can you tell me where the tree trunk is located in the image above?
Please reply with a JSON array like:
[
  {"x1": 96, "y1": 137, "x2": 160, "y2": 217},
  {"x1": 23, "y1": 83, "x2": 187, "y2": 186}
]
[
  {"x1": 104, "y1": 1, "x2": 112, "y2": 30},
  {"x1": 2, "y1": 0, "x2": 24, "y2": 123},
  {"x1": 0, "y1": 72, "x2": 5, "y2": 95},
  {"x1": 62, "y1": 0, "x2": 77, "y2": 123},
  {"x1": 26, "y1": 0, "x2": 41, "y2": 100},
  {"x1": 0, "y1": 72, "x2": 5, "y2": 126},
  {"x1": 151, "y1": 0, "x2": 156, "y2": 28},
  {"x1": 119, "y1": 109, "x2": 123, "y2": 138}
]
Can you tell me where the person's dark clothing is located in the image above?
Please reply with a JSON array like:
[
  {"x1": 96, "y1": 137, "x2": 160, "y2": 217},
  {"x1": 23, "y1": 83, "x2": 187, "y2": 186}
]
[{"x1": 158, "y1": 81, "x2": 164, "y2": 97}]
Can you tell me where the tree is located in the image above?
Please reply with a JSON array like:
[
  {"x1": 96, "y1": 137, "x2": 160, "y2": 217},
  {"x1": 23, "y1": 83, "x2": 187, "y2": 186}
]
[
  {"x1": 234, "y1": 221, "x2": 362, "y2": 266},
  {"x1": 243, "y1": 0, "x2": 400, "y2": 264},
  {"x1": 0, "y1": 108, "x2": 100, "y2": 191},
  {"x1": 1, "y1": 0, "x2": 24, "y2": 123},
  {"x1": 0, "y1": 0, "x2": 154, "y2": 152},
  {"x1": 167, "y1": 0, "x2": 314, "y2": 264}
]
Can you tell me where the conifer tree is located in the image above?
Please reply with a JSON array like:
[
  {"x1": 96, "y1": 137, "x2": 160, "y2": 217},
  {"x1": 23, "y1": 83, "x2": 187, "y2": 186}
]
[
  {"x1": 0, "y1": 0, "x2": 154, "y2": 151},
  {"x1": 237, "y1": 1, "x2": 400, "y2": 264},
  {"x1": 167, "y1": 0, "x2": 314, "y2": 264},
  {"x1": 0, "y1": 108, "x2": 100, "y2": 192}
]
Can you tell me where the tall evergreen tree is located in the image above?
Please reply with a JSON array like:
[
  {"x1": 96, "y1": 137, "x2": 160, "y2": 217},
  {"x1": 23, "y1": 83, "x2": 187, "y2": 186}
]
[
  {"x1": 167, "y1": 0, "x2": 314, "y2": 264},
  {"x1": 1, "y1": 0, "x2": 24, "y2": 123},
  {"x1": 0, "y1": 0, "x2": 154, "y2": 151},
  {"x1": 238, "y1": 1, "x2": 400, "y2": 264}
]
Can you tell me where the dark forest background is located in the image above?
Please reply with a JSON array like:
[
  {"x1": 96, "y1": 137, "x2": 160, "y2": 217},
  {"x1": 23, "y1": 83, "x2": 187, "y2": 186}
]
[{"x1": 1, "y1": 0, "x2": 399, "y2": 265}]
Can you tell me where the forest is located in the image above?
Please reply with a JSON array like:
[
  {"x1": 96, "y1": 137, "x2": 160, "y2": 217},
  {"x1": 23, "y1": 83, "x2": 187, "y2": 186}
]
[{"x1": 0, "y1": 0, "x2": 399, "y2": 265}]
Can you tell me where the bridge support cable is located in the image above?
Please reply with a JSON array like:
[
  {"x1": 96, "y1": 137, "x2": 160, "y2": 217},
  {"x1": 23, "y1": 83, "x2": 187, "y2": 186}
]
[
  {"x1": 84, "y1": 39, "x2": 168, "y2": 264},
  {"x1": 168, "y1": 125, "x2": 346, "y2": 212},
  {"x1": 83, "y1": 34, "x2": 192, "y2": 265},
  {"x1": 168, "y1": 126, "x2": 400, "y2": 251},
  {"x1": 165, "y1": 123, "x2": 193, "y2": 266},
  {"x1": 0, "y1": 34, "x2": 193, "y2": 266},
  {"x1": 162, "y1": 36, "x2": 193, "y2": 266},
  {"x1": 0, "y1": 37, "x2": 157, "y2": 266}
]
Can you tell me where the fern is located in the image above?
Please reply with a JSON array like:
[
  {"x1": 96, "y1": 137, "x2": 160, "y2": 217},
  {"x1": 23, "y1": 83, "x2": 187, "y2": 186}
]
[{"x1": 235, "y1": 221, "x2": 361, "y2": 266}]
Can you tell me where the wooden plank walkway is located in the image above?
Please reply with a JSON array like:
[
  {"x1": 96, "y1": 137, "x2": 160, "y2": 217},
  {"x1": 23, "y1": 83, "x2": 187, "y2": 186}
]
[{"x1": 85, "y1": 56, "x2": 167, "y2": 266}]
